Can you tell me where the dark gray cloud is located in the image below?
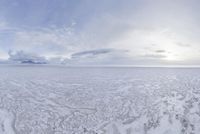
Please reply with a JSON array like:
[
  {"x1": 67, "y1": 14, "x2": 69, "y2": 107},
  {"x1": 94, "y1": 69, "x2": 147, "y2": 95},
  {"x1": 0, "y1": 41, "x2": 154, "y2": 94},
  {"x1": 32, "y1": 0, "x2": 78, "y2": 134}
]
[
  {"x1": 71, "y1": 49, "x2": 113, "y2": 59},
  {"x1": 71, "y1": 48, "x2": 129, "y2": 59},
  {"x1": 155, "y1": 50, "x2": 166, "y2": 53}
]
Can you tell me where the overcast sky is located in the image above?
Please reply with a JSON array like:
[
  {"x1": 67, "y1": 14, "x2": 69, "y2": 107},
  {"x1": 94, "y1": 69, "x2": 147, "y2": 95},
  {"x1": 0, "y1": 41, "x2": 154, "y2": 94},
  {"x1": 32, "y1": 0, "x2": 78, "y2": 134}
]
[{"x1": 0, "y1": 0, "x2": 200, "y2": 66}]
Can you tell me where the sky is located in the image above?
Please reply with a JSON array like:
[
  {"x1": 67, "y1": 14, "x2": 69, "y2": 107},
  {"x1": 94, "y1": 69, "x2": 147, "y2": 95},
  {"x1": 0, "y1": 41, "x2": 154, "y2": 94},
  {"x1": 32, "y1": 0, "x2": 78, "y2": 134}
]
[{"x1": 0, "y1": 0, "x2": 200, "y2": 66}]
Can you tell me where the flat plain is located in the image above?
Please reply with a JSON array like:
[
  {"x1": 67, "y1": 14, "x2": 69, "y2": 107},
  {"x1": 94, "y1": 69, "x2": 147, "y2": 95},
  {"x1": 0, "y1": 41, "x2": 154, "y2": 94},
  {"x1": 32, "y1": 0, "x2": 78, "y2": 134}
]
[{"x1": 0, "y1": 65, "x2": 199, "y2": 134}]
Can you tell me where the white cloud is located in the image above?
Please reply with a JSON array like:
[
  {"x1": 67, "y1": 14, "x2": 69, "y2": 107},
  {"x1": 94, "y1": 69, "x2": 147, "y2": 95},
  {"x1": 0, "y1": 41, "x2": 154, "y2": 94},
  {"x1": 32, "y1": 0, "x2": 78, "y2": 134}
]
[{"x1": 8, "y1": 50, "x2": 47, "y2": 64}]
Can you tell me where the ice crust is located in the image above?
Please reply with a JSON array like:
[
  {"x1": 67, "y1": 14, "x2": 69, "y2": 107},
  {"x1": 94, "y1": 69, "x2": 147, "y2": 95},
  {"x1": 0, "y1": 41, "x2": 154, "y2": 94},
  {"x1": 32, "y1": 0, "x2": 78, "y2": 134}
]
[{"x1": 0, "y1": 66, "x2": 199, "y2": 134}]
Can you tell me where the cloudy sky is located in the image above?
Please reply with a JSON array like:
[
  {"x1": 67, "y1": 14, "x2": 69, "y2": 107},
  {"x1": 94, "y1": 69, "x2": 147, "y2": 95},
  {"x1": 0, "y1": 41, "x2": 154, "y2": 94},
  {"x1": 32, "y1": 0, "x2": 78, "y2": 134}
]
[{"x1": 0, "y1": 0, "x2": 200, "y2": 66}]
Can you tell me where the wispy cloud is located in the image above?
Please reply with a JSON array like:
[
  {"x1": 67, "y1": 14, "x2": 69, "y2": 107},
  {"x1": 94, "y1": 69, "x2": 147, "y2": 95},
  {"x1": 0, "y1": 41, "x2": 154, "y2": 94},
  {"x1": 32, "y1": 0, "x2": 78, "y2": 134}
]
[
  {"x1": 176, "y1": 42, "x2": 191, "y2": 47},
  {"x1": 71, "y1": 48, "x2": 127, "y2": 59},
  {"x1": 142, "y1": 54, "x2": 167, "y2": 59},
  {"x1": 63, "y1": 48, "x2": 130, "y2": 65},
  {"x1": 12, "y1": 25, "x2": 79, "y2": 57},
  {"x1": 0, "y1": 21, "x2": 7, "y2": 30}
]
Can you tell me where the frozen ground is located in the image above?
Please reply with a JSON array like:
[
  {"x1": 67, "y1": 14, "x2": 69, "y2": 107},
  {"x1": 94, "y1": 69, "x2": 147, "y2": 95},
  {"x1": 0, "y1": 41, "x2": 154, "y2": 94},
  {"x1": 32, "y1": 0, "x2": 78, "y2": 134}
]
[{"x1": 0, "y1": 65, "x2": 200, "y2": 134}]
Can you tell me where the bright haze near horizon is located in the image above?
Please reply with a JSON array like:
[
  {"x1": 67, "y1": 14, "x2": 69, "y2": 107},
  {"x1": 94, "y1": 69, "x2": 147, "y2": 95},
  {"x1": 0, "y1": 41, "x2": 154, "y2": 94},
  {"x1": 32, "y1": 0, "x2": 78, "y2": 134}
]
[{"x1": 0, "y1": 0, "x2": 200, "y2": 66}]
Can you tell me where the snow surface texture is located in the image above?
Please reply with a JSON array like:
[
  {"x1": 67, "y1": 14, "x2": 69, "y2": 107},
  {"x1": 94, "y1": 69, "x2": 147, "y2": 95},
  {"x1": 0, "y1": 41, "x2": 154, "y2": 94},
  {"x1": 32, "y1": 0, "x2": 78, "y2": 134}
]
[{"x1": 0, "y1": 66, "x2": 200, "y2": 134}]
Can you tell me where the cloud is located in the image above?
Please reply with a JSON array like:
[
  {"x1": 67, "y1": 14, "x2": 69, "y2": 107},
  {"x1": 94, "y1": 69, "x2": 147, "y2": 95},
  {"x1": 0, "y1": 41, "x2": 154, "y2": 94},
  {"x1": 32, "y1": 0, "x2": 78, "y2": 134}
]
[
  {"x1": 0, "y1": 0, "x2": 200, "y2": 66},
  {"x1": 176, "y1": 42, "x2": 191, "y2": 47},
  {"x1": 13, "y1": 26, "x2": 77, "y2": 56},
  {"x1": 71, "y1": 48, "x2": 115, "y2": 59},
  {"x1": 142, "y1": 54, "x2": 166, "y2": 59},
  {"x1": 0, "y1": 21, "x2": 7, "y2": 30},
  {"x1": 8, "y1": 50, "x2": 47, "y2": 64},
  {"x1": 48, "y1": 57, "x2": 64, "y2": 64},
  {"x1": 0, "y1": 21, "x2": 81, "y2": 58},
  {"x1": 155, "y1": 50, "x2": 166, "y2": 53},
  {"x1": 63, "y1": 48, "x2": 130, "y2": 65}
]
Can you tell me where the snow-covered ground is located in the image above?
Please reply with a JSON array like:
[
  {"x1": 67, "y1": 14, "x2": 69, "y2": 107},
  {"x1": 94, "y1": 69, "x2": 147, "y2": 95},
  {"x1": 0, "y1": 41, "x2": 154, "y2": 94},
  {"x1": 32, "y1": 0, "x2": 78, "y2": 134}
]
[{"x1": 0, "y1": 65, "x2": 200, "y2": 134}]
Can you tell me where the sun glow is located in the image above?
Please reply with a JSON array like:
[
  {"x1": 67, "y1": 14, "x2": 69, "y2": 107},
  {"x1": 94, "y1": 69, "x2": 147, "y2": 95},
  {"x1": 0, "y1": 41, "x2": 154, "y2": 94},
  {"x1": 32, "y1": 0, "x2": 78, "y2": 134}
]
[
  {"x1": 164, "y1": 53, "x2": 179, "y2": 61},
  {"x1": 146, "y1": 31, "x2": 187, "y2": 62},
  {"x1": 161, "y1": 42, "x2": 188, "y2": 62}
]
